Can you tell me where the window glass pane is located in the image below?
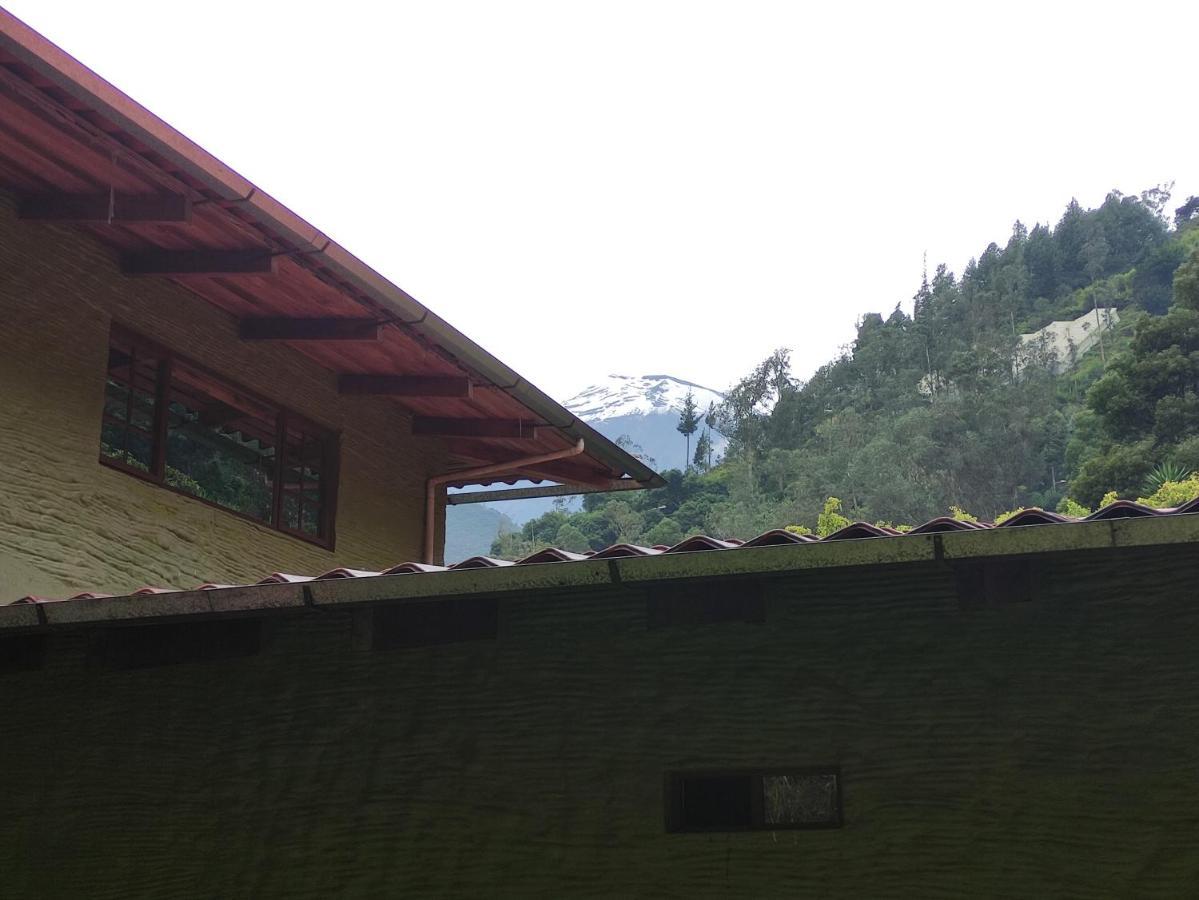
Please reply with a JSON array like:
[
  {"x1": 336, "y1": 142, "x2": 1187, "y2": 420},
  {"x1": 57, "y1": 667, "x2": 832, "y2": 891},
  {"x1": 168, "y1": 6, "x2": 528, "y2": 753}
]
[
  {"x1": 281, "y1": 423, "x2": 326, "y2": 537},
  {"x1": 98, "y1": 325, "x2": 335, "y2": 543},
  {"x1": 100, "y1": 333, "x2": 159, "y2": 472},
  {"x1": 164, "y1": 362, "x2": 277, "y2": 524},
  {"x1": 680, "y1": 775, "x2": 753, "y2": 830}
]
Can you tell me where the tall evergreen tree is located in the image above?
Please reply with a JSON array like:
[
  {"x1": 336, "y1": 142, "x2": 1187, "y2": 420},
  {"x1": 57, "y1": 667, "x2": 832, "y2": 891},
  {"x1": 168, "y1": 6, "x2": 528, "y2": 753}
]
[{"x1": 676, "y1": 389, "x2": 700, "y2": 469}]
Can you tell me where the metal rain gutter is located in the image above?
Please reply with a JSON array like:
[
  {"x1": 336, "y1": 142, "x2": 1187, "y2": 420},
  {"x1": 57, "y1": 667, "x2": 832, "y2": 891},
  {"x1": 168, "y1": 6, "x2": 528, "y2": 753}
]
[
  {"x1": 447, "y1": 478, "x2": 648, "y2": 505},
  {"x1": 423, "y1": 439, "x2": 587, "y2": 563}
]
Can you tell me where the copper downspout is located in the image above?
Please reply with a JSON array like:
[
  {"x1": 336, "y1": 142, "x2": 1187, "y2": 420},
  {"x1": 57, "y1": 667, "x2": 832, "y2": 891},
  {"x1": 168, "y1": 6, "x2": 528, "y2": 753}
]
[{"x1": 423, "y1": 440, "x2": 586, "y2": 564}]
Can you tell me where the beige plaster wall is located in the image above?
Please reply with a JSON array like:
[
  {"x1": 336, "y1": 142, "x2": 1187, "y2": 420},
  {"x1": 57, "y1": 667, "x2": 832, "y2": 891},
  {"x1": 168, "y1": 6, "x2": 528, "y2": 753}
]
[{"x1": 0, "y1": 193, "x2": 447, "y2": 601}]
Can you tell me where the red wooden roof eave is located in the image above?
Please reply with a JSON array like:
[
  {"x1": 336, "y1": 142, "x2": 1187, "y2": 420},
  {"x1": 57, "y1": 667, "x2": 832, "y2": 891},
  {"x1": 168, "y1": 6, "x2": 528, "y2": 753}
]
[{"x1": 0, "y1": 11, "x2": 664, "y2": 491}]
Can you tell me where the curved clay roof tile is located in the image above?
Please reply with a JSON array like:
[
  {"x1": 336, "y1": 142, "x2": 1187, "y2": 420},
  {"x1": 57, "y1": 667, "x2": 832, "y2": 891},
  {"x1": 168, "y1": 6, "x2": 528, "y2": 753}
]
[
  {"x1": 907, "y1": 517, "x2": 991, "y2": 534},
  {"x1": 995, "y1": 508, "x2": 1074, "y2": 527},
  {"x1": 449, "y1": 556, "x2": 515, "y2": 570},
  {"x1": 664, "y1": 535, "x2": 741, "y2": 553},
  {"x1": 256, "y1": 573, "x2": 315, "y2": 585},
  {"x1": 1085, "y1": 500, "x2": 1161, "y2": 521},
  {"x1": 514, "y1": 548, "x2": 591, "y2": 565},
  {"x1": 741, "y1": 529, "x2": 820, "y2": 547},
  {"x1": 314, "y1": 567, "x2": 383, "y2": 580},
  {"x1": 822, "y1": 522, "x2": 902, "y2": 541},
  {"x1": 380, "y1": 562, "x2": 449, "y2": 575},
  {"x1": 589, "y1": 543, "x2": 662, "y2": 560}
]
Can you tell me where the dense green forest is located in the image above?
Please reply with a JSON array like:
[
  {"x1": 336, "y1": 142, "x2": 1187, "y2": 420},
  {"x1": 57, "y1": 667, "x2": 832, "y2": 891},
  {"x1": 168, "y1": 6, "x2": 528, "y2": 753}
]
[{"x1": 494, "y1": 189, "x2": 1199, "y2": 557}]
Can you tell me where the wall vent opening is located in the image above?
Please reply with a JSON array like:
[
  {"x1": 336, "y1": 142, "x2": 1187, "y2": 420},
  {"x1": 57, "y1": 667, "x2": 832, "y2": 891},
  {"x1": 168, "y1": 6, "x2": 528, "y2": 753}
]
[
  {"x1": 666, "y1": 769, "x2": 841, "y2": 832},
  {"x1": 0, "y1": 634, "x2": 47, "y2": 673},
  {"x1": 91, "y1": 618, "x2": 262, "y2": 669},
  {"x1": 953, "y1": 559, "x2": 1035, "y2": 604},
  {"x1": 372, "y1": 597, "x2": 498, "y2": 650},
  {"x1": 647, "y1": 579, "x2": 765, "y2": 629}
]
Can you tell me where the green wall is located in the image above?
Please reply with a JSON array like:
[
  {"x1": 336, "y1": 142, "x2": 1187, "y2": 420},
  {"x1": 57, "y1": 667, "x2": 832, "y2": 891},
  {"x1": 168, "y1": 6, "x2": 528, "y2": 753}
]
[{"x1": 3, "y1": 545, "x2": 1199, "y2": 897}]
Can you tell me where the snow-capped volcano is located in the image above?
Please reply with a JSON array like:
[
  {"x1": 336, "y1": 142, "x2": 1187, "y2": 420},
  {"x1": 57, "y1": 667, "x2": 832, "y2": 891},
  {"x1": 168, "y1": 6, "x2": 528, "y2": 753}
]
[
  {"x1": 446, "y1": 373, "x2": 727, "y2": 557},
  {"x1": 563, "y1": 374, "x2": 726, "y2": 472},
  {"x1": 564, "y1": 374, "x2": 725, "y2": 423}
]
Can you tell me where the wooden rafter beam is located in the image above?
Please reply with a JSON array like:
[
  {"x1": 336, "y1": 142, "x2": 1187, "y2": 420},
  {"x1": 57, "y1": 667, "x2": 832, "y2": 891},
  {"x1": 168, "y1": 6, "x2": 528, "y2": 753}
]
[
  {"x1": 338, "y1": 374, "x2": 472, "y2": 397},
  {"x1": 121, "y1": 249, "x2": 277, "y2": 277},
  {"x1": 240, "y1": 318, "x2": 381, "y2": 342},
  {"x1": 18, "y1": 193, "x2": 192, "y2": 223},
  {"x1": 444, "y1": 439, "x2": 520, "y2": 463},
  {"x1": 412, "y1": 417, "x2": 541, "y2": 439},
  {"x1": 519, "y1": 467, "x2": 615, "y2": 489},
  {"x1": 521, "y1": 460, "x2": 620, "y2": 488}
]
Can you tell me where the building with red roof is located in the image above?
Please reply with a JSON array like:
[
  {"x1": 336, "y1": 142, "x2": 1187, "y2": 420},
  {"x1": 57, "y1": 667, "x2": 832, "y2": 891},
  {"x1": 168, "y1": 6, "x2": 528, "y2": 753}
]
[{"x1": 3, "y1": 11, "x2": 1199, "y2": 897}]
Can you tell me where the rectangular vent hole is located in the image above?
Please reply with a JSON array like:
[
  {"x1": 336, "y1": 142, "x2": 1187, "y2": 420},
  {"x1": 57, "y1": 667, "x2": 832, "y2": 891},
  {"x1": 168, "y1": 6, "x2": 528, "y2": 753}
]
[
  {"x1": 667, "y1": 769, "x2": 841, "y2": 832},
  {"x1": 372, "y1": 597, "x2": 498, "y2": 650},
  {"x1": 648, "y1": 579, "x2": 765, "y2": 629},
  {"x1": 93, "y1": 618, "x2": 261, "y2": 670}
]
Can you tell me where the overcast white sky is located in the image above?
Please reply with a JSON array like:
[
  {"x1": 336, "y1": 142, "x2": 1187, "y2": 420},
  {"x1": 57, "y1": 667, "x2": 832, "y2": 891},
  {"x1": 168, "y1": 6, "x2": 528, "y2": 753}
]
[{"x1": 8, "y1": 1, "x2": 1196, "y2": 399}]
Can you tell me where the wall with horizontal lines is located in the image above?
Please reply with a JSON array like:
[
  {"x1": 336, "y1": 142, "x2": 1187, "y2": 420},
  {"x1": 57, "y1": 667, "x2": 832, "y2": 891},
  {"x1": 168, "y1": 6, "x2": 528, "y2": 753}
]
[
  {"x1": 2, "y1": 544, "x2": 1198, "y2": 896},
  {"x1": 0, "y1": 192, "x2": 446, "y2": 601}
]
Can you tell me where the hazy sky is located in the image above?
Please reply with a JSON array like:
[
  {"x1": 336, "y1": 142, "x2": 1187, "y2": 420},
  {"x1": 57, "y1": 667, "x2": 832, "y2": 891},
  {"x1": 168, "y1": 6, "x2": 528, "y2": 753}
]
[{"x1": 9, "y1": 1, "x2": 1196, "y2": 400}]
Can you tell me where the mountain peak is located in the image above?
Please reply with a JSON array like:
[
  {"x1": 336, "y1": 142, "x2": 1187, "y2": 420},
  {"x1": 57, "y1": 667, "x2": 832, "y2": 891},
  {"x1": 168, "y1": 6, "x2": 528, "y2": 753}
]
[{"x1": 563, "y1": 374, "x2": 725, "y2": 423}]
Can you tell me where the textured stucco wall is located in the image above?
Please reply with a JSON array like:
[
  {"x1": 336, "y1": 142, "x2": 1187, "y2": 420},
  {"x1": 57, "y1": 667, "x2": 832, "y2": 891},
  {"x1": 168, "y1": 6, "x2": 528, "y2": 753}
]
[
  {"x1": 2, "y1": 544, "x2": 1197, "y2": 897},
  {"x1": 0, "y1": 192, "x2": 447, "y2": 601}
]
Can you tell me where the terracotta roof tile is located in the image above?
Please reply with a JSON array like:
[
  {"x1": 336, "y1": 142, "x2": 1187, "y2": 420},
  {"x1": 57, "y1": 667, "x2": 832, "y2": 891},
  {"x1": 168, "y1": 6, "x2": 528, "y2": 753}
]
[
  {"x1": 823, "y1": 522, "x2": 903, "y2": 541},
  {"x1": 515, "y1": 548, "x2": 591, "y2": 565},
  {"x1": 1083, "y1": 500, "x2": 1160, "y2": 520},
  {"x1": 1176, "y1": 496, "x2": 1199, "y2": 515},
  {"x1": 995, "y1": 508, "x2": 1075, "y2": 527},
  {"x1": 315, "y1": 567, "x2": 384, "y2": 580},
  {"x1": 589, "y1": 543, "x2": 662, "y2": 560},
  {"x1": 449, "y1": 556, "x2": 513, "y2": 570},
  {"x1": 907, "y1": 517, "x2": 991, "y2": 534},
  {"x1": 381, "y1": 562, "x2": 450, "y2": 575},
  {"x1": 740, "y1": 529, "x2": 820, "y2": 547},
  {"x1": 663, "y1": 535, "x2": 741, "y2": 553},
  {"x1": 256, "y1": 573, "x2": 315, "y2": 585}
]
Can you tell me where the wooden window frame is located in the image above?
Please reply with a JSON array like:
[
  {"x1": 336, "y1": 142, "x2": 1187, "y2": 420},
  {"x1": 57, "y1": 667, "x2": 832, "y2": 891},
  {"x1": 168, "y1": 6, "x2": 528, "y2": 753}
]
[
  {"x1": 98, "y1": 323, "x2": 340, "y2": 550},
  {"x1": 664, "y1": 768, "x2": 843, "y2": 833}
]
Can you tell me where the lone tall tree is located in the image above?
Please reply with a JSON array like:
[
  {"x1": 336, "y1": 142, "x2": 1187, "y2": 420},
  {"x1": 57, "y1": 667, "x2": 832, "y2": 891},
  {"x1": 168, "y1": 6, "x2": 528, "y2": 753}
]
[{"x1": 676, "y1": 389, "x2": 700, "y2": 470}]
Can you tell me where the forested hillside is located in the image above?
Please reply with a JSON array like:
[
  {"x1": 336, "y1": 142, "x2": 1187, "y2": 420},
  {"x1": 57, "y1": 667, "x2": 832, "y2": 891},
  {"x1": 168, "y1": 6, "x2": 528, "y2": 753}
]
[{"x1": 493, "y1": 189, "x2": 1199, "y2": 557}]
